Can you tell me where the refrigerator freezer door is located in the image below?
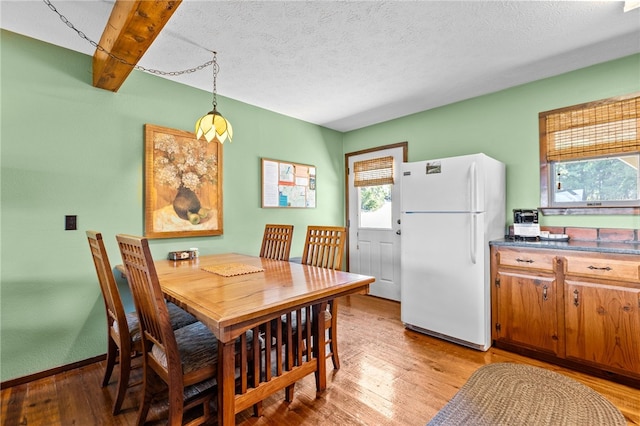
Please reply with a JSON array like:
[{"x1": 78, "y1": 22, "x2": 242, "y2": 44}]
[
  {"x1": 401, "y1": 153, "x2": 487, "y2": 213},
  {"x1": 400, "y1": 211, "x2": 490, "y2": 350}
]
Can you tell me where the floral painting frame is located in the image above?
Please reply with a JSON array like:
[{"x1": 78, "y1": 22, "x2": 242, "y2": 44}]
[{"x1": 144, "y1": 124, "x2": 223, "y2": 238}]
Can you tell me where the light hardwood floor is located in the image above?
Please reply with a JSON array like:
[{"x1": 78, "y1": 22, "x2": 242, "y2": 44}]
[{"x1": 2, "y1": 295, "x2": 638, "y2": 425}]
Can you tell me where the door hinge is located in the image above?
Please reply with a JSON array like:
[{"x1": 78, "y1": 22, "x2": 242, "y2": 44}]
[
  {"x1": 495, "y1": 323, "x2": 501, "y2": 332},
  {"x1": 495, "y1": 277, "x2": 500, "y2": 287}
]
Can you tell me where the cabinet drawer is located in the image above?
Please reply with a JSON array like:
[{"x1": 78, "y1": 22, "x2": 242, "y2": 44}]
[
  {"x1": 497, "y1": 249, "x2": 555, "y2": 272},
  {"x1": 564, "y1": 254, "x2": 640, "y2": 283}
]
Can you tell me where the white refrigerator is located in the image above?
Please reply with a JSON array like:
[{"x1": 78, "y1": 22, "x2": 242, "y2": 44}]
[{"x1": 400, "y1": 153, "x2": 505, "y2": 351}]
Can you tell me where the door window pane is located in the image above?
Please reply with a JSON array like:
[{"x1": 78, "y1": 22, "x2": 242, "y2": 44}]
[{"x1": 359, "y1": 185, "x2": 392, "y2": 229}]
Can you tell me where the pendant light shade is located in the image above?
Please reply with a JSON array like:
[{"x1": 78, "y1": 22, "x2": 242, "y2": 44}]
[
  {"x1": 195, "y1": 109, "x2": 233, "y2": 143},
  {"x1": 195, "y1": 52, "x2": 233, "y2": 144}
]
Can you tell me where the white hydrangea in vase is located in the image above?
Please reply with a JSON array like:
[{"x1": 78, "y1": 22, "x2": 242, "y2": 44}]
[{"x1": 153, "y1": 133, "x2": 217, "y2": 224}]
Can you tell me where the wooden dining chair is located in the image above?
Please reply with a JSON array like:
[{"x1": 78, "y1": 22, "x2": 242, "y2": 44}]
[
  {"x1": 259, "y1": 224, "x2": 294, "y2": 261},
  {"x1": 86, "y1": 230, "x2": 198, "y2": 415},
  {"x1": 115, "y1": 234, "x2": 218, "y2": 426},
  {"x1": 300, "y1": 225, "x2": 347, "y2": 369},
  {"x1": 282, "y1": 226, "x2": 347, "y2": 373}
]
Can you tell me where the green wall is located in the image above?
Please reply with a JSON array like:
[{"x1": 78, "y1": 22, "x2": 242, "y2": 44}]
[
  {"x1": 343, "y1": 54, "x2": 640, "y2": 229},
  {"x1": 0, "y1": 31, "x2": 344, "y2": 381},
  {"x1": 2, "y1": 29, "x2": 639, "y2": 382}
]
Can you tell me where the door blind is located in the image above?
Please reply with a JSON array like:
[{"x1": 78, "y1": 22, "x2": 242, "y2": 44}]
[{"x1": 353, "y1": 156, "x2": 394, "y2": 187}]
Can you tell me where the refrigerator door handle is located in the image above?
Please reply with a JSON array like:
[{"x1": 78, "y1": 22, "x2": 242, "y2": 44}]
[
  {"x1": 470, "y1": 161, "x2": 478, "y2": 212},
  {"x1": 470, "y1": 213, "x2": 477, "y2": 264}
]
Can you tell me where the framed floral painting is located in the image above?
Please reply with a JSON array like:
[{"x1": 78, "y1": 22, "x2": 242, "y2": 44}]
[{"x1": 144, "y1": 124, "x2": 223, "y2": 238}]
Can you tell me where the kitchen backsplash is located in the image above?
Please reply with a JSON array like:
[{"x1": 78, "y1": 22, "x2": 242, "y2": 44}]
[{"x1": 507, "y1": 226, "x2": 639, "y2": 243}]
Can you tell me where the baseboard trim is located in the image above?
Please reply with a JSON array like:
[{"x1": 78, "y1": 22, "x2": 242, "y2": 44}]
[{"x1": 1, "y1": 354, "x2": 106, "y2": 389}]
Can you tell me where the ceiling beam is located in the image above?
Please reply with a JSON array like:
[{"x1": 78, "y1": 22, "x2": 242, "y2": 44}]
[{"x1": 93, "y1": 0, "x2": 182, "y2": 92}]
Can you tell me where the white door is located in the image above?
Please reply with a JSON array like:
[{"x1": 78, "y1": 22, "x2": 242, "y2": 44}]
[{"x1": 347, "y1": 147, "x2": 403, "y2": 301}]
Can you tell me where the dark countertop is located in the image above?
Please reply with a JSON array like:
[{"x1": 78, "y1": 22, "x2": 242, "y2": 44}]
[{"x1": 490, "y1": 237, "x2": 640, "y2": 256}]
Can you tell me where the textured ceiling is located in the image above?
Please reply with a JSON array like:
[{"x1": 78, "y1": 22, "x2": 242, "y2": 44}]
[{"x1": 2, "y1": 1, "x2": 639, "y2": 132}]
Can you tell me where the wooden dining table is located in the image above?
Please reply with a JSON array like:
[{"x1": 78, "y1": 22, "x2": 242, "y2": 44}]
[{"x1": 153, "y1": 253, "x2": 374, "y2": 426}]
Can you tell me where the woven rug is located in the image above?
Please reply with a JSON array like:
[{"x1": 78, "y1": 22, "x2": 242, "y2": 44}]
[
  {"x1": 201, "y1": 263, "x2": 264, "y2": 277},
  {"x1": 427, "y1": 363, "x2": 626, "y2": 426}
]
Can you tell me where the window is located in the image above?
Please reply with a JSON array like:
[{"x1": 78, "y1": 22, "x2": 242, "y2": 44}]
[
  {"x1": 354, "y1": 156, "x2": 394, "y2": 229},
  {"x1": 539, "y1": 93, "x2": 640, "y2": 215},
  {"x1": 358, "y1": 185, "x2": 392, "y2": 228}
]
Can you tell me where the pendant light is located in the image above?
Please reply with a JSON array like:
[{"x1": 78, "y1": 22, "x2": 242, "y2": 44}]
[{"x1": 195, "y1": 51, "x2": 233, "y2": 143}]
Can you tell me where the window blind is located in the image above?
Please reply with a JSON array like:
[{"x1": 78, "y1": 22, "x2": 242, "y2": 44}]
[
  {"x1": 542, "y1": 95, "x2": 640, "y2": 161},
  {"x1": 353, "y1": 156, "x2": 394, "y2": 187}
]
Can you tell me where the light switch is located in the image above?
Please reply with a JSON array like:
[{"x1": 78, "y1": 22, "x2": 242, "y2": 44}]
[{"x1": 65, "y1": 215, "x2": 77, "y2": 230}]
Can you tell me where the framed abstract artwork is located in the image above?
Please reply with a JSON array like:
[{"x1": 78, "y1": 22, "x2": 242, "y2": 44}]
[{"x1": 144, "y1": 124, "x2": 223, "y2": 238}]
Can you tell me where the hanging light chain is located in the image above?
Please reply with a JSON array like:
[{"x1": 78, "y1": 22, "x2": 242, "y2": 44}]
[
  {"x1": 42, "y1": 0, "x2": 213, "y2": 76},
  {"x1": 211, "y1": 52, "x2": 220, "y2": 110}
]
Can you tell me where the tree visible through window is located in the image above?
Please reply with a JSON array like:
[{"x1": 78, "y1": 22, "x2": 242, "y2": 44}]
[
  {"x1": 353, "y1": 156, "x2": 394, "y2": 228},
  {"x1": 553, "y1": 156, "x2": 637, "y2": 203},
  {"x1": 360, "y1": 185, "x2": 391, "y2": 212},
  {"x1": 359, "y1": 185, "x2": 392, "y2": 228},
  {"x1": 539, "y1": 93, "x2": 640, "y2": 214}
]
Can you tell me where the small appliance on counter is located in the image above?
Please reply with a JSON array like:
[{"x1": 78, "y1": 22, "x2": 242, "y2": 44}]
[
  {"x1": 513, "y1": 208, "x2": 540, "y2": 241},
  {"x1": 539, "y1": 231, "x2": 570, "y2": 242},
  {"x1": 168, "y1": 249, "x2": 198, "y2": 260}
]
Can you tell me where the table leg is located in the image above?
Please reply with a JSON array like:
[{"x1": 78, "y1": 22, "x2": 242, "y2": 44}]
[
  {"x1": 218, "y1": 340, "x2": 237, "y2": 426},
  {"x1": 313, "y1": 302, "x2": 327, "y2": 393}
]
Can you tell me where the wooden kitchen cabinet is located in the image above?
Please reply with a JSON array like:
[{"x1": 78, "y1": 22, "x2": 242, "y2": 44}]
[
  {"x1": 564, "y1": 280, "x2": 640, "y2": 375},
  {"x1": 493, "y1": 248, "x2": 561, "y2": 355},
  {"x1": 490, "y1": 244, "x2": 640, "y2": 386},
  {"x1": 563, "y1": 251, "x2": 640, "y2": 377}
]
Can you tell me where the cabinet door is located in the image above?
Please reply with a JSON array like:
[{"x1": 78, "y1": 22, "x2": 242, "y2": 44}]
[
  {"x1": 495, "y1": 270, "x2": 560, "y2": 355},
  {"x1": 565, "y1": 280, "x2": 640, "y2": 376}
]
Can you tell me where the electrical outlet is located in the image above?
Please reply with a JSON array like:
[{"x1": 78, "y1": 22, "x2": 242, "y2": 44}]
[{"x1": 65, "y1": 215, "x2": 77, "y2": 230}]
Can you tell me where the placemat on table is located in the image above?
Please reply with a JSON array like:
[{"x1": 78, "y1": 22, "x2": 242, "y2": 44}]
[{"x1": 202, "y1": 263, "x2": 264, "y2": 277}]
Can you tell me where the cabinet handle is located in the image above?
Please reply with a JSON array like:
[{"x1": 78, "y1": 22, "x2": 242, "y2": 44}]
[
  {"x1": 516, "y1": 258, "x2": 534, "y2": 263},
  {"x1": 542, "y1": 285, "x2": 548, "y2": 301},
  {"x1": 573, "y1": 289, "x2": 579, "y2": 306},
  {"x1": 587, "y1": 265, "x2": 612, "y2": 271}
]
